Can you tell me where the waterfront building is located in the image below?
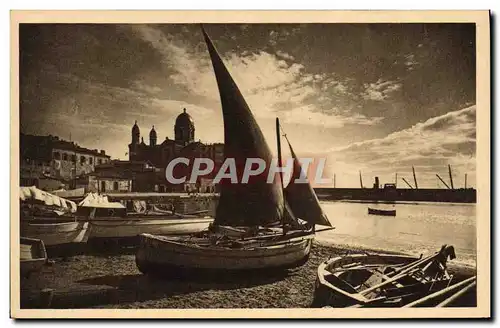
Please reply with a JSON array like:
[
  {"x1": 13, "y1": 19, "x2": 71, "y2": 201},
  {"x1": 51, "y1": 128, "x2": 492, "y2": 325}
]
[{"x1": 20, "y1": 133, "x2": 111, "y2": 189}]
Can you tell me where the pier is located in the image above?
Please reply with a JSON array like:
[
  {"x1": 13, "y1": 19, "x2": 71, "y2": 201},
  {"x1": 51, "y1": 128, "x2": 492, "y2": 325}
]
[{"x1": 314, "y1": 187, "x2": 476, "y2": 203}]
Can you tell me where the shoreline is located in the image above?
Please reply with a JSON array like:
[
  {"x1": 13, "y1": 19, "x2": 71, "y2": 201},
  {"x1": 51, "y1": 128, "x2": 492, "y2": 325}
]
[
  {"x1": 314, "y1": 239, "x2": 477, "y2": 274},
  {"x1": 20, "y1": 241, "x2": 476, "y2": 309}
]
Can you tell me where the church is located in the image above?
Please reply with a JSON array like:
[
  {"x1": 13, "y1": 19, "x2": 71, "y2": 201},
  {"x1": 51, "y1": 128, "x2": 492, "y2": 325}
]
[{"x1": 128, "y1": 108, "x2": 224, "y2": 174}]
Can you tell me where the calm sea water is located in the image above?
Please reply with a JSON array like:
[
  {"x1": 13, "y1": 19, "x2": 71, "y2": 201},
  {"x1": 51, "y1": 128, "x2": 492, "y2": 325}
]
[{"x1": 317, "y1": 201, "x2": 477, "y2": 267}]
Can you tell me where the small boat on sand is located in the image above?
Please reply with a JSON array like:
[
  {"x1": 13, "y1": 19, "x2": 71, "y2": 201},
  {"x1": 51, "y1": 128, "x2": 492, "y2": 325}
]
[
  {"x1": 136, "y1": 27, "x2": 333, "y2": 275},
  {"x1": 21, "y1": 220, "x2": 90, "y2": 246},
  {"x1": 312, "y1": 245, "x2": 457, "y2": 308},
  {"x1": 137, "y1": 230, "x2": 314, "y2": 273},
  {"x1": 88, "y1": 216, "x2": 213, "y2": 239},
  {"x1": 368, "y1": 208, "x2": 396, "y2": 216},
  {"x1": 20, "y1": 237, "x2": 47, "y2": 277},
  {"x1": 20, "y1": 186, "x2": 91, "y2": 246},
  {"x1": 78, "y1": 193, "x2": 213, "y2": 239}
]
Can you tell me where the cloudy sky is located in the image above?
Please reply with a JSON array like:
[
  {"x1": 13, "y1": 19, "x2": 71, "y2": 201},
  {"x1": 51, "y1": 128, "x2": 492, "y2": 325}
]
[{"x1": 19, "y1": 23, "x2": 476, "y2": 188}]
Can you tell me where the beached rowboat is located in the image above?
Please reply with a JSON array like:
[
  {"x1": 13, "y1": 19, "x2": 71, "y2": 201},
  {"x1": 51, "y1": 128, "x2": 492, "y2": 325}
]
[
  {"x1": 21, "y1": 220, "x2": 91, "y2": 246},
  {"x1": 312, "y1": 245, "x2": 456, "y2": 307},
  {"x1": 20, "y1": 186, "x2": 90, "y2": 246},
  {"x1": 78, "y1": 193, "x2": 213, "y2": 239},
  {"x1": 20, "y1": 237, "x2": 47, "y2": 277},
  {"x1": 89, "y1": 217, "x2": 213, "y2": 239},
  {"x1": 136, "y1": 231, "x2": 313, "y2": 273}
]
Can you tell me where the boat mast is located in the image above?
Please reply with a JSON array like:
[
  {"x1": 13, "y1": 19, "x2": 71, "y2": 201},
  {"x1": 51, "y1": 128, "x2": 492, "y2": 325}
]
[
  {"x1": 280, "y1": 123, "x2": 332, "y2": 228},
  {"x1": 448, "y1": 164, "x2": 454, "y2": 190},
  {"x1": 412, "y1": 166, "x2": 418, "y2": 190},
  {"x1": 276, "y1": 118, "x2": 285, "y2": 230}
]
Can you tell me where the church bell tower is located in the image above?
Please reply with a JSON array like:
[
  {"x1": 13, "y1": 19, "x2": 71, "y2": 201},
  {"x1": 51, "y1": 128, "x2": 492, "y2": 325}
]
[{"x1": 129, "y1": 121, "x2": 140, "y2": 161}]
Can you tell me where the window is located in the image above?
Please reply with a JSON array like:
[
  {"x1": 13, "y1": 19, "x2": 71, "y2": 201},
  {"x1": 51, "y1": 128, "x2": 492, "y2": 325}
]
[
  {"x1": 98, "y1": 159, "x2": 102, "y2": 165},
  {"x1": 89, "y1": 157, "x2": 93, "y2": 165},
  {"x1": 101, "y1": 181, "x2": 106, "y2": 192},
  {"x1": 80, "y1": 156, "x2": 86, "y2": 164},
  {"x1": 53, "y1": 151, "x2": 61, "y2": 160},
  {"x1": 62, "y1": 153, "x2": 68, "y2": 161},
  {"x1": 71, "y1": 154, "x2": 76, "y2": 162},
  {"x1": 113, "y1": 181, "x2": 119, "y2": 190}
]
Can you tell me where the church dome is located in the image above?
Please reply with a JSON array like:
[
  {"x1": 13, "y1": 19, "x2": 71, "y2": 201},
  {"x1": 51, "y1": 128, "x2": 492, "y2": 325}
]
[
  {"x1": 175, "y1": 108, "x2": 194, "y2": 128},
  {"x1": 174, "y1": 108, "x2": 195, "y2": 144}
]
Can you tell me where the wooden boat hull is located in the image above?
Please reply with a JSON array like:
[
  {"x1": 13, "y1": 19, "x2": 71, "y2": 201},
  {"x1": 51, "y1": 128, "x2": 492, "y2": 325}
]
[
  {"x1": 368, "y1": 208, "x2": 396, "y2": 216},
  {"x1": 312, "y1": 253, "x2": 451, "y2": 308},
  {"x1": 20, "y1": 237, "x2": 47, "y2": 277},
  {"x1": 89, "y1": 217, "x2": 213, "y2": 239},
  {"x1": 21, "y1": 221, "x2": 91, "y2": 246},
  {"x1": 136, "y1": 233, "x2": 313, "y2": 274}
]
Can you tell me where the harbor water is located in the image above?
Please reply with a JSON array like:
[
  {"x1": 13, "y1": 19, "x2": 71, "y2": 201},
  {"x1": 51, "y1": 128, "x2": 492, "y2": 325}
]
[{"x1": 317, "y1": 201, "x2": 477, "y2": 267}]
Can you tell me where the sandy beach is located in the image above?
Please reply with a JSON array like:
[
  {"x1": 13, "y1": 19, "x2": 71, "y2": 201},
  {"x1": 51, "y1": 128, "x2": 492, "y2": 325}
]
[{"x1": 19, "y1": 241, "x2": 476, "y2": 309}]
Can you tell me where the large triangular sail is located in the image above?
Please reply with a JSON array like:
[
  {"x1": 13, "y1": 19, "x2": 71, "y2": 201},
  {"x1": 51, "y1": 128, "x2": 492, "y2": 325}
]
[
  {"x1": 282, "y1": 128, "x2": 332, "y2": 227},
  {"x1": 201, "y1": 27, "x2": 284, "y2": 227}
]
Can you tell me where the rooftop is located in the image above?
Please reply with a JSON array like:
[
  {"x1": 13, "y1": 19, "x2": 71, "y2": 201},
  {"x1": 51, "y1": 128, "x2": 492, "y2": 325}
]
[{"x1": 20, "y1": 133, "x2": 111, "y2": 158}]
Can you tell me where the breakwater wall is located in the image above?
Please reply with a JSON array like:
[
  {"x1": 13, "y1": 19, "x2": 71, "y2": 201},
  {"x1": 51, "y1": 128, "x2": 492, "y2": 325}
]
[
  {"x1": 314, "y1": 188, "x2": 476, "y2": 203},
  {"x1": 106, "y1": 187, "x2": 476, "y2": 207}
]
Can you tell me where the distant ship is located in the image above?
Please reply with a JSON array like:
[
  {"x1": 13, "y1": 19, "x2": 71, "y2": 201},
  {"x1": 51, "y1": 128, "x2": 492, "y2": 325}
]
[{"x1": 368, "y1": 207, "x2": 396, "y2": 217}]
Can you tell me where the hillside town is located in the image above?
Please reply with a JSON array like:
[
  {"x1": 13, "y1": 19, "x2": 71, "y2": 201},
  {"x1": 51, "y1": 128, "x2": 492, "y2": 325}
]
[{"x1": 20, "y1": 108, "x2": 224, "y2": 196}]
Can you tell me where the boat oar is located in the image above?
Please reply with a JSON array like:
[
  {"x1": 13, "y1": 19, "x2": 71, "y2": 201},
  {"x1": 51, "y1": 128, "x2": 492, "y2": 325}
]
[
  {"x1": 359, "y1": 266, "x2": 422, "y2": 296},
  {"x1": 402, "y1": 276, "x2": 476, "y2": 308},
  {"x1": 385, "y1": 252, "x2": 439, "y2": 278},
  {"x1": 358, "y1": 252, "x2": 445, "y2": 297},
  {"x1": 437, "y1": 280, "x2": 476, "y2": 307}
]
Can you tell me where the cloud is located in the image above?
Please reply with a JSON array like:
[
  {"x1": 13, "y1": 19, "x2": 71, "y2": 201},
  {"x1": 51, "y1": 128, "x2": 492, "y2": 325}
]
[
  {"x1": 361, "y1": 79, "x2": 402, "y2": 101},
  {"x1": 132, "y1": 25, "x2": 383, "y2": 129},
  {"x1": 276, "y1": 50, "x2": 295, "y2": 61},
  {"x1": 132, "y1": 81, "x2": 162, "y2": 95},
  {"x1": 281, "y1": 105, "x2": 384, "y2": 128},
  {"x1": 326, "y1": 105, "x2": 476, "y2": 187},
  {"x1": 321, "y1": 77, "x2": 352, "y2": 96}
]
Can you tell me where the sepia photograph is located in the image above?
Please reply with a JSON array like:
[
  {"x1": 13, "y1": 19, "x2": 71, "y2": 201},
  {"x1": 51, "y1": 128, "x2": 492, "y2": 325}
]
[{"x1": 10, "y1": 10, "x2": 490, "y2": 319}]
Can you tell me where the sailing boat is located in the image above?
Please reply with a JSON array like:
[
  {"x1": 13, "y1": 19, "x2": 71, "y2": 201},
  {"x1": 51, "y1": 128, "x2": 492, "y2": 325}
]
[{"x1": 135, "y1": 27, "x2": 332, "y2": 273}]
